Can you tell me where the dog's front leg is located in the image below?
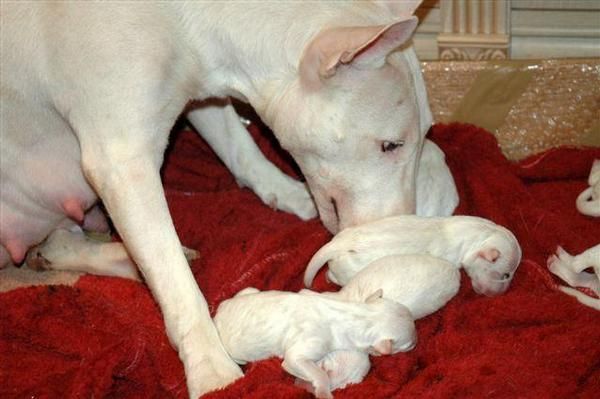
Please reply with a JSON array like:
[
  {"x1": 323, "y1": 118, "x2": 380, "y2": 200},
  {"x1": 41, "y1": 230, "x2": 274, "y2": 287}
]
[
  {"x1": 187, "y1": 100, "x2": 317, "y2": 220},
  {"x1": 80, "y1": 145, "x2": 243, "y2": 398}
]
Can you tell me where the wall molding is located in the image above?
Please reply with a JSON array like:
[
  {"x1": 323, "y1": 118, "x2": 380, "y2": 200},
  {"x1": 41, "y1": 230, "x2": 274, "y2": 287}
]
[{"x1": 437, "y1": 0, "x2": 511, "y2": 60}]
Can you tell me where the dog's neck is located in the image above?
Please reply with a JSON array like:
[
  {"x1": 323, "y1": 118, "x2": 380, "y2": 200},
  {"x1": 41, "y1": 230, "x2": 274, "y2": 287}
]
[
  {"x1": 172, "y1": 1, "x2": 387, "y2": 119},
  {"x1": 173, "y1": 3, "x2": 314, "y2": 112}
]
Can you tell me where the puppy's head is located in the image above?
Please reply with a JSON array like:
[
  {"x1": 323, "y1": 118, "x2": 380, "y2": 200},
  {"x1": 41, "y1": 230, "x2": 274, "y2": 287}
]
[
  {"x1": 364, "y1": 290, "x2": 417, "y2": 355},
  {"x1": 461, "y1": 228, "x2": 522, "y2": 296},
  {"x1": 265, "y1": 15, "x2": 428, "y2": 233}
]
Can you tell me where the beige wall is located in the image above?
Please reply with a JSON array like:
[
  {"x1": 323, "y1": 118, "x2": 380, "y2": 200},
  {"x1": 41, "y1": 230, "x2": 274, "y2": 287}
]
[{"x1": 413, "y1": 0, "x2": 600, "y2": 60}]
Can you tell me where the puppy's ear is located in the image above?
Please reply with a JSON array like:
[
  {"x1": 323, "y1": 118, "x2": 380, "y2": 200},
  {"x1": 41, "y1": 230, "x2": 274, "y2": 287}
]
[
  {"x1": 365, "y1": 288, "x2": 384, "y2": 304},
  {"x1": 299, "y1": 17, "x2": 418, "y2": 89},
  {"x1": 373, "y1": 339, "x2": 393, "y2": 355},
  {"x1": 478, "y1": 248, "x2": 500, "y2": 263}
]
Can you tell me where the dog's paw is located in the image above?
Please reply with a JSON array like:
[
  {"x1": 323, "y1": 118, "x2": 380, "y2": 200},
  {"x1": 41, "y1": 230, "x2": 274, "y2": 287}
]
[
  {"x1": 547, "y1": 247, "x2": 572, "y2": 277},
  {"x1": 256, "y1": 177, "x2": 317, "y2": 220},
  {"x1": 276, "y1": 180, "x2": 318, "y2": 220},
  {"x1": 186, "y1": 352, "x2": 243, "y2": 398}
]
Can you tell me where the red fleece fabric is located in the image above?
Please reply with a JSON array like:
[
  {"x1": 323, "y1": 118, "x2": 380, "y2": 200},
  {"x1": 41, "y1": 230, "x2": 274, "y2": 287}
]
[{"x1": 1, "y1": 123, "x2": 599, "y2": 399}]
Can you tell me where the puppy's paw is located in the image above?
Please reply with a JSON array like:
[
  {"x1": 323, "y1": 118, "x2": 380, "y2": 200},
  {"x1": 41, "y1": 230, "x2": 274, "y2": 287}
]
[
  {"x1": 554, "y1": 246, "x2": 574, "y2": 264},
  {"x1": 294, "y1": 378, "x2": 316, "y2": 395},
  {"x1": 547, "y1": 249, "x2": 571, "y2": 277},
  {"x1": 547, "y1": 252, "x2": 569, "y2": 283},
  {"x1": 314, "y1": 384, "x2": 334, "y2": 399}
]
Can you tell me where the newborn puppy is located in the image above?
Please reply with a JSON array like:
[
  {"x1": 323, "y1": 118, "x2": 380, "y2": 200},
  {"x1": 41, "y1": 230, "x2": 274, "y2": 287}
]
[
  {"x1": 298, "y1": 254, "x2": 460, "y2": 391},
  {"x1": 576, "y1": 159, "x2": 600, "y2": 217},
  {"x1": 304, "y1": 215, "x2": 522, "y2": 296},
  {"x1": 548, "y1": 244, "x2": 600, "y2": 311},
  {"x1": 213, "y1": 287, "x2": 416, "y2": 399},
  {"x1": 416, "y1": 139, "x2": 459, "y2": 217},
  {"x1": 332, "y1": 254, "x2": 460, "y2": 319}
]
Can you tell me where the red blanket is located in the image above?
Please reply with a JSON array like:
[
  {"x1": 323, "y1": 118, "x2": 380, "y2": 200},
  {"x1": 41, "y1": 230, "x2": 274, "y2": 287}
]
[{"x1": 2, "y1": 123, "x2": 599, "y2": 398}]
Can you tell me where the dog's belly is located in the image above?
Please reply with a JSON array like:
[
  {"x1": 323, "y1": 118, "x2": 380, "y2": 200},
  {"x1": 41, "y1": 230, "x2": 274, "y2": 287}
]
[{"x1": 0, "y1": 112, "x2": 97, "y2": 266}]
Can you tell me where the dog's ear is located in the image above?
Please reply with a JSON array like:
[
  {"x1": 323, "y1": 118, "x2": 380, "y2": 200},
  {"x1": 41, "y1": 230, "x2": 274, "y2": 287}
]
[
  {"x1": 374, "y1": 0, "x2": 425, "y2": 17},
  {"x1": 299, "y1": 16, "x2": 418, "y2": 89},
  {"x1": 478, "y1": 248, "x2": 501, "y2": 263},
  {"x1": 373, "y1": 339, "x2": 393, "y2": 355},
  {"x1": 365, "y1": 288, "x2": 384, "y2": 304}
]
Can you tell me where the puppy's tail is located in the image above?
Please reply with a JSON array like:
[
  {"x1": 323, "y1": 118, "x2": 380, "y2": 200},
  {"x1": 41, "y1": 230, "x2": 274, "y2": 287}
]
[{"x1": 303, "y1": 240, "x2": 346, "y2": 287}]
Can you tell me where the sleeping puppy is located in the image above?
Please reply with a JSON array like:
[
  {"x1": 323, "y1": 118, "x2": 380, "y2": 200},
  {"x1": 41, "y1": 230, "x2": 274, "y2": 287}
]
[
  {"x1": 548, "y1": 160, "x2": 600, "y2": 310},
  {"x1": 331, "y1": 254, "x2": 460, "y2": 319},
  {"x1": 298, "y1": 254, "x2": 461, "y2": 391},
  {"x1": 304, "y1": 215, "x2": 522, "y2": 296},
  {"x1": 213, "y1": 287, "x2": 416, "y2": 399},
  {"x1": 548, "y1": 244, "x2": 600, "y2": 311}
]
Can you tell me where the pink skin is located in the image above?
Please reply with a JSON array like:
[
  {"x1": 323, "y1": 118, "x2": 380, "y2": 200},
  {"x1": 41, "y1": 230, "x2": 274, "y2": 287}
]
[
  {"x1": 0, "y1": 119, "x2": 98, "y2": 266},
  {"x1": 1, "y1": 198, "x2": 101, "y2": 266},
  {"x1": 62, "y1": 198, "x2": 85, "y2": 224}
]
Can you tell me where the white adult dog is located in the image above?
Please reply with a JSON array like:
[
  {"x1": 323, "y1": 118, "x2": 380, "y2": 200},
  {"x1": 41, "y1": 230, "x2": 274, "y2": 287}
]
[{"x1": 1, "y1": 1, "x2": 432, "y2": 396}]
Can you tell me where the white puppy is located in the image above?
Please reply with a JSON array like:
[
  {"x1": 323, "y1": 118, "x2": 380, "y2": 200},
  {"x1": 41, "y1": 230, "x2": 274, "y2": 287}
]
[
  {"x1": 333, "y1": 254, "x2": 460, "y2": 319},
  {"x1": 576, "y1": 159, "x2": 600, "y2": 217},
  {"x1": 297, "y1": 254, "x2": 461, "y2": 391},
  {"x1": 548, "y1": 244, "x2": 600, "y2": 311},
  {"x1": 213, "y1": 287, "x2": 416, "y2": 399},
  {"x1": 548, "y1": 160, "x2": 600, "y2": 311},
  {"x1": 304, "y1": 215, "x2": 522, "y2": 296}
]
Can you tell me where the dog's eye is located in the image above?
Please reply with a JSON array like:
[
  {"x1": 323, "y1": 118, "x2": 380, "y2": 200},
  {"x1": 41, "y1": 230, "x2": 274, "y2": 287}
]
[
  {"x1": 381, "y1": 140, "x2": 404, "y2": 153},
  {"x1": 501, "y1": 273, "x2": 511, "y2": 280}
]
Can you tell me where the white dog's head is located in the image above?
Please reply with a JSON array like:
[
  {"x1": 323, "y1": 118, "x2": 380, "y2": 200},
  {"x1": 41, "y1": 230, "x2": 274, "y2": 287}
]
[{"x1": 263, "y1": 3, "x2": 430, "y2": 233}]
